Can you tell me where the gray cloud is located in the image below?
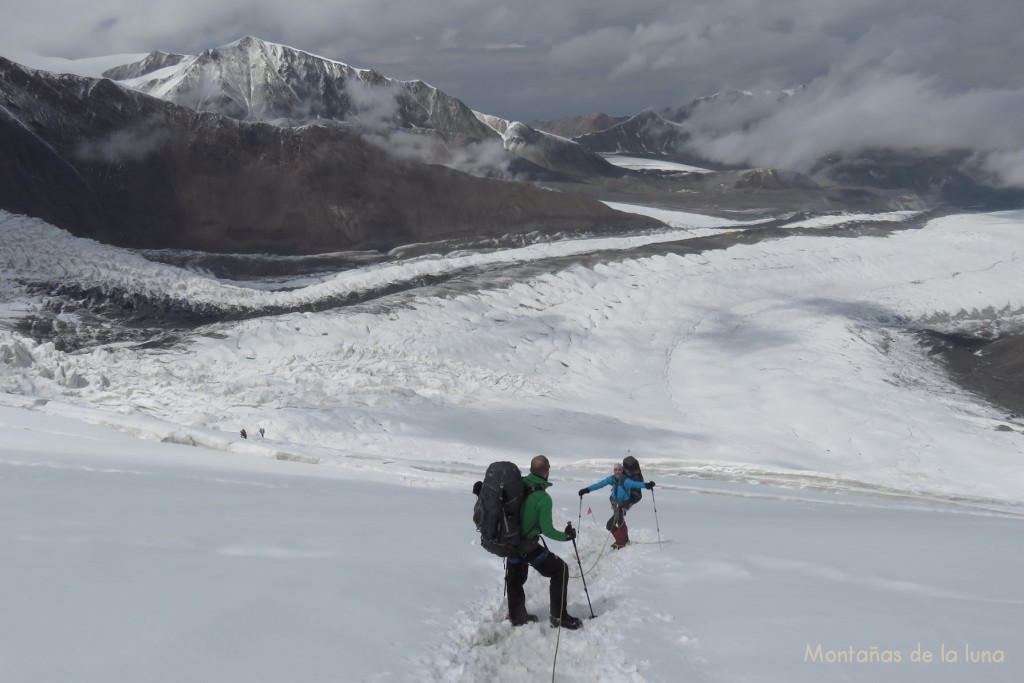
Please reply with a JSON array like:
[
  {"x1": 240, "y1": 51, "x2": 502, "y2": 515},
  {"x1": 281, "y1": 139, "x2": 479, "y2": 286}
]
[
  {"x1": 4, "y1": 0, "x2": 1024, "y2": 182},
  {"x1": 343, "y1": 78, "x2": 404, "y2": 127},
  {"x1": 360, "y1": 127, "x2": 520, "y2": 181},
  {"x1": 681, "y1": 72, "x2": 1024, "y2": 184}
]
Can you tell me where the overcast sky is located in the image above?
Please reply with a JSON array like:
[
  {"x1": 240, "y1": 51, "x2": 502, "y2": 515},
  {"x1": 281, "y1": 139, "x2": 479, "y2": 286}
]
[{"x1": 3, "y1": 0, "x2": 1024, "y2": 181}]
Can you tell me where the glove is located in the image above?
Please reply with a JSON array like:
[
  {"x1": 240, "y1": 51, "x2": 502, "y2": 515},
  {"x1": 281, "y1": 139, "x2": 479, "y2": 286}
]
[
  {"x1": 645, "y1": 481, "x2": 655, "y2": 490},
  {"x1": 578, "y1": 488, "x2": 589, "y2": 497},
  {"x1": 564, "y1": 523, "x2": 577, "y2": 541}
]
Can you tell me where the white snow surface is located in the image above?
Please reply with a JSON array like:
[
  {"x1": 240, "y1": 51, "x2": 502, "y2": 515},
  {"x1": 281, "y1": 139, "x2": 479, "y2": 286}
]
[
  {"x1": 601, "y1": 154, "x2": 715, "y2": 173},
  {"x1": 0, "y1": 210, "x2": 757, "y2": 311},
  {"x1": 1, "y1": 206, "x2": 1023, "y2": 681}
]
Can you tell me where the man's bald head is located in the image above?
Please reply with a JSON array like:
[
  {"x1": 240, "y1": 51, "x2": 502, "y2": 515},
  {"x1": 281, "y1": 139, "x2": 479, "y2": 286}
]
[{"x1": 530, "y1": 455, "x2": 551, "y2": 478}]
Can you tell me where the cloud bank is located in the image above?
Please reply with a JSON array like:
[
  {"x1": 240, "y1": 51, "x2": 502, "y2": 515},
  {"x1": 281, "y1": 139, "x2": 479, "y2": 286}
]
[{"x1": 682, "y1": 74, "x2": 1024, "y2": 184}]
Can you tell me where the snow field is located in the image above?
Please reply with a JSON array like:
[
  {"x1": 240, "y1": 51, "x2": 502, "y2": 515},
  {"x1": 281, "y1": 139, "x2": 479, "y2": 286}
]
[
  {"x1": 0, "y1": 81, "x2": 1022, "y2": 682},
  {"x1": 600, "y1": 155, "x2": 715, "y2": 173},
  {"x1": 3, "y1": 418, "x2": 1021, "y2": 682},
  {"x1": 3, "y1": 211, "x2": 1024, "y2": 506}
]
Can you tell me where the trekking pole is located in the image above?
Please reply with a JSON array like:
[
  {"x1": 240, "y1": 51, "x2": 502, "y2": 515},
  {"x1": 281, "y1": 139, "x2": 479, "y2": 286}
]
[
  {"x1": 577, "y1": 497, "x2": 583, "y2": 533},
  {"x1": 551, "y1": 562, "x2": 567, "y2": 683},
  {"x1": 651, "y1": 487, "x2": 662, "y2": 550},
  {"x1": 570, "y1": 534, "x2": 596, "y2": 618}
]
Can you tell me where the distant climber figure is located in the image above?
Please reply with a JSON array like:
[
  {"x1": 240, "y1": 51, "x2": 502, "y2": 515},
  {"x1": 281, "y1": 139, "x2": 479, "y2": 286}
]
[
  {"x1": 259, "y1": 427, "x2": 265, "y2": 438},
  {"x1": 240, "y1": 428, "x2": 247, "y2": 439}
]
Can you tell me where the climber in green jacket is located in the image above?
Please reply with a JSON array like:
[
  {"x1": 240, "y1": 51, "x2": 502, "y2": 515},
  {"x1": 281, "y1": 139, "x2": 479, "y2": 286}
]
[{"x1": 506, "y1": 455, "x2": 582, "y2": 630}]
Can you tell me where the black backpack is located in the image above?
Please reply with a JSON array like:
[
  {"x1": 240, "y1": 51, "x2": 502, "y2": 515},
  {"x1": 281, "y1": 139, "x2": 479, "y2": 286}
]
[
  {"x1": 622, "y1": 455, "x2": 644, "y2": 505},
  {"x1": 472, "y1": 462, "x2": 543, "y2": 558}
]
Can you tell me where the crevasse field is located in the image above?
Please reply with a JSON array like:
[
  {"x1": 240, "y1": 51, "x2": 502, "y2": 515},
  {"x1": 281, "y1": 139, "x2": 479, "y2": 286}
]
[{"x1": 1, "y1": 203, "x2": 1022, "y2": 682}]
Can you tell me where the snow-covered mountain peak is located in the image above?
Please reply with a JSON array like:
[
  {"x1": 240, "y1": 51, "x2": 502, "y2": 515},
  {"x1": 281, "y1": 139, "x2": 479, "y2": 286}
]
[
  {"x1": 219, "y1": 35, "x2": 367, "y2": 72},
  {"x1": 96, "y1": 37, "x2": 620, "y2": 178},
  {"x1": 107, "y1": 37, "x2": 493, "y2": 137},
  {"x1": 204, "y1": 35, "x2": 374, "y2": 78},
  {"x1": 101, "y1": 51, "x2": 190, "y2": 81},
  {"x1": 225, "y1": 34, "x2": 265, "y2": 49},
  {"x1": 108, "y1": 37, "x2": 392, "y2": 123}
]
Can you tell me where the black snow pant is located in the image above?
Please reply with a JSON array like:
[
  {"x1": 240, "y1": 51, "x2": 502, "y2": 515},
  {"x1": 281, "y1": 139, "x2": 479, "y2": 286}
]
[
  {"x1": 605, "y1": 501, "x2": 629, "y2": 531},
  {"x1": 506, "y1": 545, "x2": 570, "y2": 621}
]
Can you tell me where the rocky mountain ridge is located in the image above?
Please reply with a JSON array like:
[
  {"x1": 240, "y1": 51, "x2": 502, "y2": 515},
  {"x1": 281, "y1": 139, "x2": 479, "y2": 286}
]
[
  {"x1": 0, "y1": 57, "x2": 658, "y2": 255},
  {"x1": 104, "y1": 37, "x2": 612, "y2": 180}
]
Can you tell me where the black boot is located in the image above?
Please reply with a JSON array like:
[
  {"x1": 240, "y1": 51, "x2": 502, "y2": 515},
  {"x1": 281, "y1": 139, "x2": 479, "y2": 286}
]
[
  {"x1": 549, "y1": 614, "x2": 583, "y2": 630},
  {"x1": 510, "y1": 613, "x2": 539, "y2": 626}
]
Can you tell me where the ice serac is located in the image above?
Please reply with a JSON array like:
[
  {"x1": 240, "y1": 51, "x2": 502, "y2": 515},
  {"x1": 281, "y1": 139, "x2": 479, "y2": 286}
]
[{"x1": 0, "y1": 57, "x2": 660, "y2": 255}]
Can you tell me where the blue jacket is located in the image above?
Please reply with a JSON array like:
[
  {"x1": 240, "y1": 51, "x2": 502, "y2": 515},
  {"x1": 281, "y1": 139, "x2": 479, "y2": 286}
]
[{"x1": 586, "y1": 474, "x2": 644, "y2": 504}]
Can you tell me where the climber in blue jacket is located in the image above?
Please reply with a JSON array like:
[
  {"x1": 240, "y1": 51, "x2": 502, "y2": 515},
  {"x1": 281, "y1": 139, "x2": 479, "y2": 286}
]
[{"x1": 578, "y1": 462, "x2": 654, "y2": 548}]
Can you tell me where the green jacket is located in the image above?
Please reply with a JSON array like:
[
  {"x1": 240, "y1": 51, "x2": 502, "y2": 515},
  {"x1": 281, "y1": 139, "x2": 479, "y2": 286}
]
[{"x1": 520, "y1": 473, "x2": 568, "y2": 542}]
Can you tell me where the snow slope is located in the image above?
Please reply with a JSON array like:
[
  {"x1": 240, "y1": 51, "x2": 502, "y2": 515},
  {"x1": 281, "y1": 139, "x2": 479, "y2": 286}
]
[
  {"x1": 1, "y1": 403, "x2": 1020, "y2": 683},
  {"x1": 3, "y1": 51, "x2": 149, "y2": 78},
  {"x1": 1, "y1": 206, "x2": 1023, "y2": 681},
  {"x1": 1, "y1": 209, "x2": 1020, "y2": 503},
  {"x1": 601, "y1": 154, "x2": 714, "y2": 173}
]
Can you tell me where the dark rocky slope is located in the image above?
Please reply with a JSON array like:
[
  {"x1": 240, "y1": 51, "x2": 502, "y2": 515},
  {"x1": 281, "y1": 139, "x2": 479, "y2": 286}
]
[{"x1": 0, "y1": 58, "x2": 659, "y2": 254}]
